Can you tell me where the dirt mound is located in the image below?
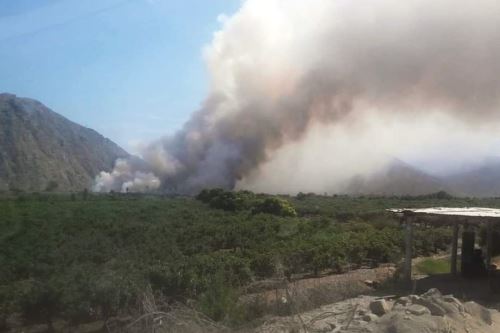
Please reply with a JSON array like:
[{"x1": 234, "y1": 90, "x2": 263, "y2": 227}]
[{"x1": 253, "y1": 288, "x2": 500, "y2": 333}]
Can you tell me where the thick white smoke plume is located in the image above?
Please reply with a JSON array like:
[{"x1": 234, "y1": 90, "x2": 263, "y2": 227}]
[
  {"x1": 94, "y1": 0, "x2": 500, "y2": 194},
  {"x1": 94, "y1": 158, "x2": 160, "y2": 193}
]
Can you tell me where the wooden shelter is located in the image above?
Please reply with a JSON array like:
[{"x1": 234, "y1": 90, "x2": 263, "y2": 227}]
[{"x1": 388, "y1": 207, "x2": 500, "y2": 285}]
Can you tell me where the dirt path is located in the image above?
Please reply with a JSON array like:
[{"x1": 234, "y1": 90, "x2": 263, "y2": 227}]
[{"x1": 240, "y1": 266, "x2": 396, "y2": 320}]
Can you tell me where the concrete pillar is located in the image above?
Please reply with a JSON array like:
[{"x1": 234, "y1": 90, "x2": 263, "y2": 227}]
[
  {"x1": 404, "y1": 218, "x2": 413, "y2": 285},
  {"x1": 486, "y1": 221, "x2": 493, "y2": 270},
  {"x1": 451, "y1": 224, "x2": 459, "y2": 276},
  {"x1": 461, "y1": 227, "x2": 475, "y2": 277}
]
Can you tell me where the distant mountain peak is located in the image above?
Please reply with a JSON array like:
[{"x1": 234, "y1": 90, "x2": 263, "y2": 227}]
[{"x1": 342, "y1": 158, "x2": 449, "y2": 196}]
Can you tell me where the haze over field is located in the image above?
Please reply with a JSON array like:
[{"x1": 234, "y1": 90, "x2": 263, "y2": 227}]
[{"x1": 92, "y1": 0, "x2": 500, "y2": 194}]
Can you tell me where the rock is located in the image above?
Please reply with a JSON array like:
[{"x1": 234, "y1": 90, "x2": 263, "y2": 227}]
[
  {"x1": 255, "y1": 289, "x2": 500, "y2": 333},
  {"x1": 412, "y1": 292, "x2": 449, "y2": 317},
  {"x1": 422, "y1": 288, "x2": 442, "y2": 298},
  {"x1": 417, "y1": 288, "x2": 462, "y2": 318},
  {"x1": 369, "y1": 299, "x2": 390, "y2": 316},
  {"x1": 369, "y1": 312, "x2": 446, "y2": 333},
  {"x1": 5, "y1": 313, "x2": 23, "y2": 329},
  {"x1": 442, "y1": 295, "x2": 460, "y2": 304},
  {"x1": 442, "y1": 295, "x2": 462, "y2": 307},
  {"x1": 441, "y1": 295, "x2": 465, "y2": 315},
  {"x1": 464, "y1": 301, "x2": 493, "y2": 325},
  {"x1": 362, "y1": 313, "x2": 379, "y2": 322},
  {"x1": 434, "y1": 298, "x2": 463, "y2": 317},
  {"x1": 395, "y1": 296, "x2": 410, "y2": 306},
  {"x1": 364, "y1": 280, "x2": 379, "y2": 288},
  {"x1": 311, "y1": 319, "x2": 336, "y2": 332},
  {"x1": 413, "y1": 297, "x2": 447, "y2": 316},
  {"x1": 392, "y1": 303, "x2": 407, "y2": 312},
  {"x1": 408, "y1": 295, "x2": 421, "y2": 303},
  {"x1": 406, "y1": 304, "x2": 431, "y2": 316}
]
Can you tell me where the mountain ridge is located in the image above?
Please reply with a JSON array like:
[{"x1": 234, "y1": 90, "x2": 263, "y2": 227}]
[
  {"x1": 342, "y1": 158, "x2": 450, "y2": 196},
  {"x1": 444, "y1": 156, "x2": 500, "y2": 197},
  {"x1": 2, "y1": 93, "x2": 500, "y2": 196},
  {"x1": 0, "y1": 93, "x2": 129, "y2": 192}
]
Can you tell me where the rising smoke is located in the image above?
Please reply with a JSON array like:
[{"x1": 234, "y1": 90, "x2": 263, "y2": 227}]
[{"x1": 94, "y1": 0, "x2": 500, "y2": 194}]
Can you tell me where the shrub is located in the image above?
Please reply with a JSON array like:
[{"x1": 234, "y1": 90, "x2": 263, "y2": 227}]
[
  {"x1": 196, "y1": 189, "x2": 241, "y2": 211},
  {"x1": 209, "y1": 191, "x2": 244, "y2": 211},
  {"x1": 250, "y1": 253, "x2": 276, "y2": 278},
  {"x1": 196, "y1": 188, "x2": 225, "y2": 203},
  {"x1": 148, "y1": 263, "x2": 189, "y2": 297},
  {"x1": 296, "y1": 192, "x2": 307, "y2": 200},
  {"x1": 15, "y1": 279, "x2": 60, "y2": 327},
  {"x1": 252, "y1": 198, "x2": 297, "y2": 217},
  {"x1": 198, "y1": 272, "x2": 241, "y2": 322}
]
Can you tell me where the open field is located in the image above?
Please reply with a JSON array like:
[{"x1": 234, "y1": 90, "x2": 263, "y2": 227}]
[{"x1": 414, "y1": 258, "x2": 452, "y2": 276}]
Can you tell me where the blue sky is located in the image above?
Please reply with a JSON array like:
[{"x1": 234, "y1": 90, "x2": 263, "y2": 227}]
[{"x1": 0, "y1": 0, "x2": 241, "y2": 152}]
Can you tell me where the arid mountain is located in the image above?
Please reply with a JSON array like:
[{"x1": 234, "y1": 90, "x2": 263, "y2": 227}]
[
  {"x1": 0, "y1": 93, "x2": 129, "y2": 192},
  {"x1": 342, "y1": 159, "x2": 449, "y2": 196}
]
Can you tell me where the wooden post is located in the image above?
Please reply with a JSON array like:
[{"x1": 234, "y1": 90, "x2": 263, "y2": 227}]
[
  {"x1": 451, "y1": 224, "x2": 459, "y2": 276},
  {"x1": 404, "y1": 218, "x2": 413, "y2": 285}
]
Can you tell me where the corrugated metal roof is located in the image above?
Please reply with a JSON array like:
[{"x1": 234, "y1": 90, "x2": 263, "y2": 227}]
[{"x1": 388, "y1": 207, "x2": 500, "y2": 218}]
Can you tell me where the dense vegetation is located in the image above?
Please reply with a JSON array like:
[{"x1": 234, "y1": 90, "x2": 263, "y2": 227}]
[{"x1": 1, "y1": 190, "x2": 498, "y2": 329}]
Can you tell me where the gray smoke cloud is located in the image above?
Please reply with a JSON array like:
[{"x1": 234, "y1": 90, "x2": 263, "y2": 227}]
[{"x1": 94, "y1": 0, "x2": 500, "y2": 194}]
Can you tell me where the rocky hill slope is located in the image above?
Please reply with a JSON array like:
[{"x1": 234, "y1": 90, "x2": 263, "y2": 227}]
[{"x1": 0, "y1": 93, "x2": 129, "y2": 192}]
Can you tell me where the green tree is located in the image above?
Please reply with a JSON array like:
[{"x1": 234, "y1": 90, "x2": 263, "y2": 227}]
[{"x1": 252, "y1": 198, "x2": 297, "y2": 217}]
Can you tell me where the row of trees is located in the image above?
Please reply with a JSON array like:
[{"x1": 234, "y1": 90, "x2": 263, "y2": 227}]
[{"x1": 196, "y1": 188, "x2": 297, "y2": 217}]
